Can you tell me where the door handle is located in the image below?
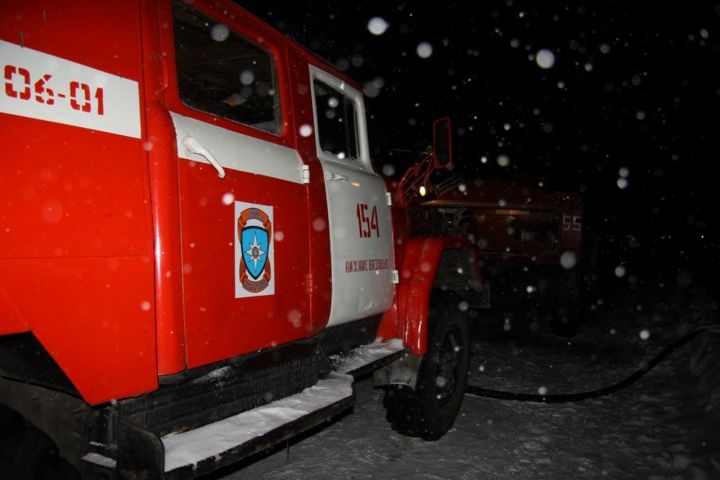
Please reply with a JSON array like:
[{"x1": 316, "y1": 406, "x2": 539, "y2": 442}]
[
  {"x1": 182, "y1": 135, "x2": 226, "y2": 179},
  {"x1": 325, "y1": 171, "x2": 349, "y2": 182}
]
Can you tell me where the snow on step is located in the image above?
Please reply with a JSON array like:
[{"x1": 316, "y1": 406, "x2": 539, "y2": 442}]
[
  {"x1": 331, "y1": 338, "x2": 406, "y2": 375},
  {"x1": 81, "y1": 452, "x2": 117, "y2": 469},
  {"x1": 162, "y1": 372, "x2": 353, "y2": 472}
]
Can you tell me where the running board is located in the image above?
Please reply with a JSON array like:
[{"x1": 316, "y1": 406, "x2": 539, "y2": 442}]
[
  {"x1": 162, "y1": 372, "x2": 353, "y2": 478},
  {"x1": 330, "y1": 338, "x2": 406, "y2": 378},
  {"x1": 85, "y1": 340, "x2": 407, "y2": 478}
]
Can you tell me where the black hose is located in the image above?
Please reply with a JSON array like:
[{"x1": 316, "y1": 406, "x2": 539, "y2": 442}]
[{"x1": 465, "y1": 327, "x2": 715, "y2": 403}]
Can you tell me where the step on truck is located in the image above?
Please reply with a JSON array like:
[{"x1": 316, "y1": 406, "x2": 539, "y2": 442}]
[{"x1": 0, "y1": 1, "x2": 488, "y2": 478}]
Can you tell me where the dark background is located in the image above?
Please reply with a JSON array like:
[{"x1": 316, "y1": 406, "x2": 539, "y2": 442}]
[{"x1": 240, "y1": 0, "x2": 720, "y2": 290}]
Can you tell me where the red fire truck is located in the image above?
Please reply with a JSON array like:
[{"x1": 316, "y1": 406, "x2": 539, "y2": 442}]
[
  {"x1": 0, "y1": 1, "x2": 488, "y2": 478},
  {"x1": 405, "y1": 174, "x2": 584, "y2": 334}
]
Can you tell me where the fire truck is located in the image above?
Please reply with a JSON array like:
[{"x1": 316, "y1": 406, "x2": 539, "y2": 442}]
[
  {"x1": 407, "y1": 176, "x2": 584, "y2": 334},
  {"x1": 0, "y1": 1, "x2": 488, "y2": 478}
]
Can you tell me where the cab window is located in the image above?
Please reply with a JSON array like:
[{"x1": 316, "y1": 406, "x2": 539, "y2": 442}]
[
  {"x1": 172, "y1": 1, "x2": 281, "y2": 134},
  {"x1": 312, "y1": 79, "x2": 359, "y2": 161}
]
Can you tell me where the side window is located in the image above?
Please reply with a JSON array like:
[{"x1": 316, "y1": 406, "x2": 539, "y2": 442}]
[
  {"x1": 312, "y1": 79, "x2": 359, "y2": 160},
  {"x1": 172, "y1": 1, "x2": 281, "y2": 134}
]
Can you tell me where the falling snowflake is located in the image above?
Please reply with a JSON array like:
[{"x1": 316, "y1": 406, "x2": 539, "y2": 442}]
[
  {"x1": 560, "y1": 251, "x2": 578, "y2": 269},
  {"x1": 416, "y1": 42, "x2": 433, "y2": 59},
  {"x1": 210, "y1": 24, "x2": 230, "y2": 42},
  {"x1": 535, "y1": 49, "x2": 555, "y2": 69},
  {"x1": 299, "y1": 124, "x2": 313, "y2": 137},
  {"x1": 222, "y1": 193, "x2": 234, "y2": 205},
  {"x1": 367, "y1": 17, "x2": 389, "y2": 36}
]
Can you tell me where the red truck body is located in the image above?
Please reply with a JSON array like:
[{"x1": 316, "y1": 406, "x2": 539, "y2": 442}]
[{"x1": 1, "y1": 1, "x2": 486, "y2": 478}]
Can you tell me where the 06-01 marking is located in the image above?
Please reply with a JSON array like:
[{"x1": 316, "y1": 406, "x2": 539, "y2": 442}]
[
  {"x1": 4, "y1": 65, "x2": 105, "y2": 115},
  {"x1": 0, "y1": 39, "x2": 141, "y2": 138}
]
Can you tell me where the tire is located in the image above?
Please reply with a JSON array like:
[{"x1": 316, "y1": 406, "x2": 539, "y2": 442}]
[
  {"x1": 0, "y1": 405, "x2": 80, "y2": 480},
  {"x1": 383, "y1": 293, "x2": 470, "y2": 440}
]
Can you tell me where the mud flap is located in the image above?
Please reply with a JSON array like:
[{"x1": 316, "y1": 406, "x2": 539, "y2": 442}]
[{"x1": 118, "y1": 422, "x2": 165, "y2": 480}]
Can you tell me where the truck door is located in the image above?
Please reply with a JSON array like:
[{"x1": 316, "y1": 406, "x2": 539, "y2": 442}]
[
  {"x1": 162, "y1": 1, "x2": 312, "y2": 368},
  {"x1": 309, "y1": 67, "x2": 395, "y2": 326}
]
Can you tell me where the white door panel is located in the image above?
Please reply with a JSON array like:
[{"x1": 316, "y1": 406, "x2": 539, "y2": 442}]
[
  {"x1": 322, "y1": 161, "x2": 394, "y2": 326},
  {"x1": 310, "y1": 67, "x2": 394, "y2": 326}
]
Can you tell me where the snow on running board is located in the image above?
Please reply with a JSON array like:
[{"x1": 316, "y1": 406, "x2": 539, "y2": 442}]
[
  {"x1": 331, "y1": 338, "x2": 406, "y2": 376},
  {"x1": 162, "y1": 372, "x2": 354, "y2": 472},
  {"x1": 81, "y1": 452, "x2": 117, "y2": 469}
]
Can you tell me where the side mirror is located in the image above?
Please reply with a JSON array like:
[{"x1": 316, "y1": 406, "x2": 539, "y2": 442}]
[{"x1": 432, "y1": 117, "x2": 452, "y2": 168}]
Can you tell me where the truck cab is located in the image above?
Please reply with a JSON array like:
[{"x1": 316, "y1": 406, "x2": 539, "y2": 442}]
[{"x1": 0, "y1": 1, "x2": 485, "y2": 478}]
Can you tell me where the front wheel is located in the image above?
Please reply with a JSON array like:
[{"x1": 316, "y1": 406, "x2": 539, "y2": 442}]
[
  {"x1": 383, "y1": 295, "x2": 470, "y2": 440},
  {"x1": 0, "y1": 405, "x2": 81, "y2": 480}
]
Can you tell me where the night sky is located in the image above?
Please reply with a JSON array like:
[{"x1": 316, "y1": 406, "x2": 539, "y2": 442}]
[{"x1": 240, "y1": 1, "x2": 720, "y2": 285}]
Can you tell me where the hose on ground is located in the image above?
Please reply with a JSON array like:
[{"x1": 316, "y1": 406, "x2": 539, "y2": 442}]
[{"x1": 465, "y1": 327, "x2": 719, "y2": 403}]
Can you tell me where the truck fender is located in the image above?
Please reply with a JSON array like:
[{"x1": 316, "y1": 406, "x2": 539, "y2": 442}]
[
  {"x1": 375, "y1": 237, "x2": 485, "y2": 388},
  {"x1": 397, "y1": 237, "x2": 446, "y2": 356}
]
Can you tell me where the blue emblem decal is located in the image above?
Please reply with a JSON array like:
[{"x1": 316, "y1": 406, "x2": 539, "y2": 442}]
[
  {"x1": 241, "y1": 226, "x2": 269, "y2": 280},
  {"x1": 236, "y1": 205, "x2": 274, "y2": 296}
]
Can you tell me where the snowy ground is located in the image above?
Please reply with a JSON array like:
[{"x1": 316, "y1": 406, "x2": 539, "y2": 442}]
[{"x1": 210, "y1": 282, "x2": 720, "y2": 480}]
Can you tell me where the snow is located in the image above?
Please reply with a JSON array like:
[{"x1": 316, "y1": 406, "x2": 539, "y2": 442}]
[
  {"x1": 416, "y1": 42, "x2": 433, "y2": 59},
  {"x1": 330, "y1": 338, "x2": 405, "y2": 375},
  {"x1": 219, "y1": 284, "x2": 720, "y2": 479},
  {"x1": 367, "y1": 17, "x2": 389, "y2": 36},
  {"x1": 81, "y1": 452, "x2": 116, "y2": 469},
  {"x1": 535, "y1": 49, "x2": 556, "y2": 69},
  {"x1": 162, "y1": 372, "x2": 353, "y2": 472},
  {"x1": 190, "y1": 365, "x2": 232, "y2": 384}
]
